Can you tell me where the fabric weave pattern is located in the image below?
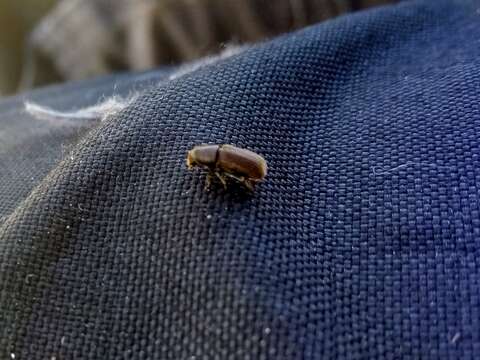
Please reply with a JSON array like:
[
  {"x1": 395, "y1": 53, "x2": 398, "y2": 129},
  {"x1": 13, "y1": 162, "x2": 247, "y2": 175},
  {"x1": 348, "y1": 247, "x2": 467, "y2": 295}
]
[{"x1": 1, "y1": 1, "x2": 480, "y2": 358}]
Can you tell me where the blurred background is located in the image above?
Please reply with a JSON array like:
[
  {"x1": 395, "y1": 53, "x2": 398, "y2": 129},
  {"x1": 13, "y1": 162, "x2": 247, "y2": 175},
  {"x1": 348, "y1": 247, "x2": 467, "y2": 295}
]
[{"x1": 0, "y1": 0, "x2": 396, "y2": 97}]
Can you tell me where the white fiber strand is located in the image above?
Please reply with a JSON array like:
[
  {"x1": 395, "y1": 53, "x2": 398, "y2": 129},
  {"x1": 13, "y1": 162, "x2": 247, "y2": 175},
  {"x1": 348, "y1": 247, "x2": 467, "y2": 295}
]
[{"x1": 24, "y1": 95, "x2": 138, "y2": 125}]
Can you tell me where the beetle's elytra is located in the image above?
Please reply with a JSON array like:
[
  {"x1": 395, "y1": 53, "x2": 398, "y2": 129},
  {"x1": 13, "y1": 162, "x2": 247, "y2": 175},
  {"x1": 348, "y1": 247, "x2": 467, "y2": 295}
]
[{"x1": 187, "y1": 144, "x2": 267, "y2": 191}]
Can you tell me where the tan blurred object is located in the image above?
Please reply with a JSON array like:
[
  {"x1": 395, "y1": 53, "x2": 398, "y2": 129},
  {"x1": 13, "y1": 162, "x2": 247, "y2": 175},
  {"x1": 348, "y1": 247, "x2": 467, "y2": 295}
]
[
  {"x1": 0, "y1": 0, "x2": 56, "y2": 96},
  {"x1": 13, "y1": 0, "x2": 395, "y2": 94}
]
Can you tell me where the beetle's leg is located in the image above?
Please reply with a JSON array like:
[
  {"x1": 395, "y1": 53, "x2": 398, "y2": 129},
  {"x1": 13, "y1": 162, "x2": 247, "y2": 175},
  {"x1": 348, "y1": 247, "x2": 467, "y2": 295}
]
[
  {"x1": 234, "y1": 178, "x2": 255, "y2": 192},
  {"x1": 205, "y1": 172, "x2": 213, "y2": 190},
  {"x1": 243, "y1": 179, "x2": 255, "y2": 192},
  {"x1": 223, "y1": 172, "x2": 243, "y2": 182},
  {"x1": 214, "y1": 171, "x2": 228, "y2": 189},
  {"x1": 223, "y1": 173, "x2": 255, "y2": 192}
]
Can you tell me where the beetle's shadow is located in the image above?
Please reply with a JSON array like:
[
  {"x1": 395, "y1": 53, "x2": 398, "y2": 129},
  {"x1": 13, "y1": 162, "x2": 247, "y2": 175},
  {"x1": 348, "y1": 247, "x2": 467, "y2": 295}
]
[
  {"x1": 209, "y1": 178, "x2": 255, "y2": 203},
  {"x1": 225, "y1": 185, "x2": 255, "y2": 203}
]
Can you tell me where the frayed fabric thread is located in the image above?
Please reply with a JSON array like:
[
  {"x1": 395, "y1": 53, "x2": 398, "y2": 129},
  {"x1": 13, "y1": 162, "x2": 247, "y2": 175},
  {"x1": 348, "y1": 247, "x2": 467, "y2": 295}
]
[
  {"x1": 25, "y1": 45, "x2": 246, "y2": 126},
  {"x1": 24, "y1": 94, "x2": 138, "y2": 126},
  {"x1": 372, "y1": 161, "x2": 455, "y2": 176},
  {"x1": 25, "y1": 46, "x2": 245, "y2": 126}
]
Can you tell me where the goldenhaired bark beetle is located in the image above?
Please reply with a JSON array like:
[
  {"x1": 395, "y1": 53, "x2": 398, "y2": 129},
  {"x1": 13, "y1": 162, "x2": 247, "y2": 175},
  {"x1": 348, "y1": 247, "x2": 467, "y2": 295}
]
[{"x1": 187, "y1": 144, "x2": 267, "y2": 191}]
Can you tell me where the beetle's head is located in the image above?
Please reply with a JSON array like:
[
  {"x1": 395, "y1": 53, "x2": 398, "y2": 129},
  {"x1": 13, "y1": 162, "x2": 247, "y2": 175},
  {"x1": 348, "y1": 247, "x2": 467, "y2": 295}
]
[
  {"x1": 187, "y1": 145, "x2": 219, "y2": 169},
  {"x1": 186, "y1": 150, "x2": 197, "y2": 169}
]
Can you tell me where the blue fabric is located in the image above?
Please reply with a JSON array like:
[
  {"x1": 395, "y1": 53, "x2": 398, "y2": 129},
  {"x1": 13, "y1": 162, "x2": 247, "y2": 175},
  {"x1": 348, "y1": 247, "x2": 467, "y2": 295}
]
[{"x1": 1, "y1": 0, "x2": 480, "y2": 358}]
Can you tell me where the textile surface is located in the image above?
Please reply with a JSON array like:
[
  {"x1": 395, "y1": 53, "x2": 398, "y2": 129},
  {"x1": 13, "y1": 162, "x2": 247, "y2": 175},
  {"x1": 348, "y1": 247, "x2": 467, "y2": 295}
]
[{"x1": 2, "y1": 0, "x2": 480, "y2": 358}]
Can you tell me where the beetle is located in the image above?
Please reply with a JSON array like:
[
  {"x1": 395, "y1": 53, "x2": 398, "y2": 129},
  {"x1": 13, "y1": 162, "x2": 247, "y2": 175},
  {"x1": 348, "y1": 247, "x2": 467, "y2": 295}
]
[{"x1": 186, "y1": 144, "x2": 267, "y2": 191}]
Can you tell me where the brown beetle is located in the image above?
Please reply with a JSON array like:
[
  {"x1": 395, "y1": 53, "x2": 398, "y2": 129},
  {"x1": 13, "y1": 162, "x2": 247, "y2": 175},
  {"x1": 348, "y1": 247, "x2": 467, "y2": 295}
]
[{"x1": 187, "y1": 144, "x2": 267, "y2": 191}]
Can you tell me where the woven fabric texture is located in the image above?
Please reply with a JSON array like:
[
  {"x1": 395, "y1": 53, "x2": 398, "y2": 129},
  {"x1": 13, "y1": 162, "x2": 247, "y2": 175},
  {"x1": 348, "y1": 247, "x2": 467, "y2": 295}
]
[{"x1": 2, "y1": 0, "x2": 480, "y2": 358}]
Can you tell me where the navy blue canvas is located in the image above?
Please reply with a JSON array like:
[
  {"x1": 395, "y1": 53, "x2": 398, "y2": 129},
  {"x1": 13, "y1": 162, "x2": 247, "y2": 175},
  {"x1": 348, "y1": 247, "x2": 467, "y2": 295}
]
[{"x1": 1, "y1": 0, "x2": 480, "y2": 358}]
